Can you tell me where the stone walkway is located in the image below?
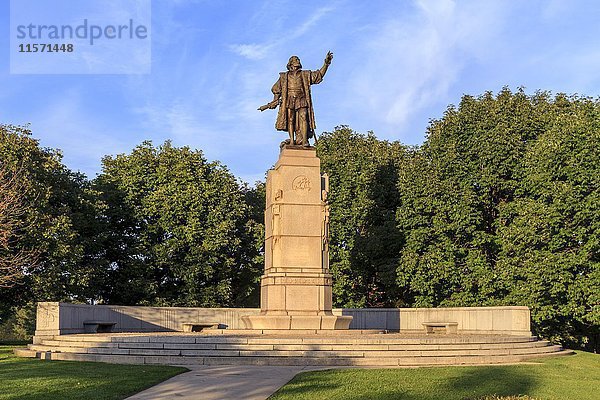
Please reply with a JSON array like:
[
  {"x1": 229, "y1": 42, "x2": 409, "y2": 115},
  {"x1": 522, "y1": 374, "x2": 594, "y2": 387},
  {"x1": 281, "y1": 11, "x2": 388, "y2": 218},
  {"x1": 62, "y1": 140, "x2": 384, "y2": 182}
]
[{"x1": 127, "y1": 365, "x2": 326, "y2": 400}]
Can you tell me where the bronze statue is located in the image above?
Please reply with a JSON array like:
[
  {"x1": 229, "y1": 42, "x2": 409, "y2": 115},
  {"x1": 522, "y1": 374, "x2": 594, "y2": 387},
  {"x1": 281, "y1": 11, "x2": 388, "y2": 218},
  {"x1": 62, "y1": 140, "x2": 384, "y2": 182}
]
[{"x1": 259, "y1": 51, "x2": 333, "y2": 148}]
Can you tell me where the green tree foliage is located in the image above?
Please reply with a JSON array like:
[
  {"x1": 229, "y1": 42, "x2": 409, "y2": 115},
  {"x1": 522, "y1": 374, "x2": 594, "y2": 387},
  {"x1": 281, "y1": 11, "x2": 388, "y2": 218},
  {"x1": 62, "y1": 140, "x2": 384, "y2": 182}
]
[
  {"x1": 94, "y1": 141, "x2": 262, "y2": 307},
  {"x1": 237, "y1": 180, "x2": 265, "y2": 306},
  {"x1": 2, "y1": 89, "x2": 597, "y2": 351},
  {"x1": 396, "y1": 89, "x2": 599, "y2": 350},
  {"x1": 0, "y1": 125, "x2": 101, "y2": 316},
  {"x1": 318, "y1": 127, "x2": 407, "y2": 307},
  {"x1": 496, "y1": 93, "x2": 600, "y2": 350},
  {"x1": 396, "y1": 89, "x2": 539, "y2": 307}
]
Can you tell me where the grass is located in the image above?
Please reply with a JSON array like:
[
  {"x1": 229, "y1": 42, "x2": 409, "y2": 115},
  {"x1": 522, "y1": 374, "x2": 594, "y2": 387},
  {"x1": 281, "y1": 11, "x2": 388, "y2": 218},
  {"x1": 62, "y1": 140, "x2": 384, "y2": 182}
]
[
  {"x1": 0, "y1": 346, "x2": 187, "y2": 400},
  {"x1": 270, "y1": 351, "x2": 599, "y2": 400}
]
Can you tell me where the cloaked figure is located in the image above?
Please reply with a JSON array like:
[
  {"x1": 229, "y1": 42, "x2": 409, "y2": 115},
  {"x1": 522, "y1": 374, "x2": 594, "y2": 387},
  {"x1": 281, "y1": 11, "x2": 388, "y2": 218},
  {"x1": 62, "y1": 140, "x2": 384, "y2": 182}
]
[{"x1": 259, "y1": 52, "x2": 333, "y2": 148}]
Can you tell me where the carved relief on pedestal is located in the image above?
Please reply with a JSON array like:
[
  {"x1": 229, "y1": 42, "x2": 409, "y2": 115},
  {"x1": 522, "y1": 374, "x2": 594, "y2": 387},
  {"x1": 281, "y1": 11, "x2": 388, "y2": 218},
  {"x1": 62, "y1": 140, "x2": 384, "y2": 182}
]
[
  {"x1": 513, "y1": 310, "x2": 528, "y2": 330},
  {"x1": 292, "y1": 175, "x2": 311, "y2": 192},
  {"x1": 321, "y1": 205, "x2": 330, "y2": 272},
  {"x1": 321, "y1": 173, "x2": 329, "y2": 203},
  {"x1": 274, "y1": 189, "x2": 283, "y2": 201},
  {"x1": 271, "y1": 204, "x2": 281, "y2": 266},
  {"x1": 37, "y1": 303, "x2": 58, "y2": 329},
  {"x1": 277, "y1": 277, "x2": 332, "y2": 286},
  {"x1": 320, "y1": 173, "x2": 330, "y2": 271}
]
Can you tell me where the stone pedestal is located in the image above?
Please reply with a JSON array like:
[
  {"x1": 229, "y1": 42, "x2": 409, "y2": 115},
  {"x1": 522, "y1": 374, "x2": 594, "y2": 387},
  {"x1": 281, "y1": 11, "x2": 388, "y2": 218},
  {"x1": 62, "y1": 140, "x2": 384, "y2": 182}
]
[{"x1": 242, "y1": 147, "x2": 352, "y2": 330}]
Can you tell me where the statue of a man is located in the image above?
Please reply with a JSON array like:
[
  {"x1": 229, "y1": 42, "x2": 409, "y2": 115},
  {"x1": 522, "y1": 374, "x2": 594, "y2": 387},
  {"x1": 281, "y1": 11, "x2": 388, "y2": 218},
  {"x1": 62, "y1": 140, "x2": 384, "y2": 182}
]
[{"x1": 259, "y1": 51, "x2": 333, "y2": 148}]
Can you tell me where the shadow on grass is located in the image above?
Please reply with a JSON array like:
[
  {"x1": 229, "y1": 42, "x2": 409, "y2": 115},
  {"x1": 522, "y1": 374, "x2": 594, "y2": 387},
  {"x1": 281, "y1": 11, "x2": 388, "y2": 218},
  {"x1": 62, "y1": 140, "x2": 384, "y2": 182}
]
[
  {"x1": 0, "y1": 340, "x2": 31, "y2": 346},
  {"x1": 271, "y1": 365, "x2": 539, "y2": 400},
  {"x1": 1, "y1": 348, "x2": 187, "y2": 400},
  {"x1": 443, "y1": 366, "x2": 538, "y2": 400}
]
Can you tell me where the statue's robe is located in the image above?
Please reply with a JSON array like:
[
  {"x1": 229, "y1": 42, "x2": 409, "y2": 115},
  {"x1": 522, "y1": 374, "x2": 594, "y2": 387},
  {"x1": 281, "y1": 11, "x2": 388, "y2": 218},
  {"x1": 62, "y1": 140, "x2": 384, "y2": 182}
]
[{"x1": 271, "y1": 69, "x2": 324, "y2": 135}]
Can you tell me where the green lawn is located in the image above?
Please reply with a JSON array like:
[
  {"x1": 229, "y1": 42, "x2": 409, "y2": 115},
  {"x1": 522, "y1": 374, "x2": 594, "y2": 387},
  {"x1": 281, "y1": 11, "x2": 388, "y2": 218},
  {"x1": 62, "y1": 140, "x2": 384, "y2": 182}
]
[
  {"x1": 0, "y1": 346, "x2": 187, "y2": 400},
  {"x1": 270, "y1": 352, "x2": 599, "y2": 400}
]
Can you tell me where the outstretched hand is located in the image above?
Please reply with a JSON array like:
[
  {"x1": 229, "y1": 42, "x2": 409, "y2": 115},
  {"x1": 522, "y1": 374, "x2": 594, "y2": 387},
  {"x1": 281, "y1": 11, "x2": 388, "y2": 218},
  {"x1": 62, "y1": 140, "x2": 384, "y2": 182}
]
[
  {"x1": 258, "y1": 99, "x2": 279, "y2": 111},
  {"x1": 325, "y1": 51, "x2": 333, "y2": 65}
]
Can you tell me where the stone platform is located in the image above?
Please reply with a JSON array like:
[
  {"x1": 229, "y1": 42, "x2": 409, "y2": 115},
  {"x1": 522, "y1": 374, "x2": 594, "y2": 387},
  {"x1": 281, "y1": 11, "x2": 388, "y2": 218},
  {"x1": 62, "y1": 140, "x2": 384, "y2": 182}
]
[
  {"x1": 241, "y1": 315, "x2": 353, "y2": 330},
  {"x1": 15, "y1": 331, "x2": 571, "y2": 367}
]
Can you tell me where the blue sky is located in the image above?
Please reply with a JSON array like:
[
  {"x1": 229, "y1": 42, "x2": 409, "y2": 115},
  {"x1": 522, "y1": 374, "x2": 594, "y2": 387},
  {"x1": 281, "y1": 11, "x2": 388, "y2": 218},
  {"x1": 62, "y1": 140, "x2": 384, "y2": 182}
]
[{"x1": 2, "y1": 0, "x2": 600, "y2": 183}]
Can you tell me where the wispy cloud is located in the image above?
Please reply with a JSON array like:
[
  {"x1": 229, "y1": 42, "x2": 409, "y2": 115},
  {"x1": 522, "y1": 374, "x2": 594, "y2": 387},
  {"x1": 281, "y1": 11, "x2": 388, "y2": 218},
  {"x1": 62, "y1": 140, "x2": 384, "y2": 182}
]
[
  {"x1": 229, "y1": 44, "x2": 273, "y2": 60},
  {"x1": 229, "y1": 5, "x2": 335, "y2": 60},
  {"x1": 341, "y1": 0, "x2": 508, "y2": 137},
  {"x1": 292, "y1": 6, "x2": 335, "y2": 40}
]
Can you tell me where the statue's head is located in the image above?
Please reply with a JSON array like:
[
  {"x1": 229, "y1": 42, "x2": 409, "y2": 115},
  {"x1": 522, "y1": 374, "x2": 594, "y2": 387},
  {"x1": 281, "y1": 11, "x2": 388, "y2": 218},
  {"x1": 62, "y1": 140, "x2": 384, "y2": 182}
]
[{"x1": 287, "y1": 56, "x2": 302, "y2": 71}]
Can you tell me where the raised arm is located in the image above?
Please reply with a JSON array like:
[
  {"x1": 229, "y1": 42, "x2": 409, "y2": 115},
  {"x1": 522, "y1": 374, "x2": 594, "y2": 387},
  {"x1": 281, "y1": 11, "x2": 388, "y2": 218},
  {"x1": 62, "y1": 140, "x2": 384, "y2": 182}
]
[{"x1": 319, "y1": 51, "x2": 333, "y2": 77}]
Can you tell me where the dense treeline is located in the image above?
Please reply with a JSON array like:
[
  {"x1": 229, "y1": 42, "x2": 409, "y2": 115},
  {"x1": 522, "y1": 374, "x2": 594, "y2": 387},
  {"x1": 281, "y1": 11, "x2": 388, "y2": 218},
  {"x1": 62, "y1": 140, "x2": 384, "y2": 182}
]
[
  {"x1": 0, "y1": 129, "x2": 265, "y2": 338},
  {"x1": 319, "y1": 90, "x2": 598, "y2": 351},
  {"x1": 95, "y1": 141, "x2": 263, "y2": 307},
  {"x1": 0, "y1": 88, "x2": 598, "y2": 351},
  {"x1": 395, "y1": 90, "x2": 599, "y2": 351}
]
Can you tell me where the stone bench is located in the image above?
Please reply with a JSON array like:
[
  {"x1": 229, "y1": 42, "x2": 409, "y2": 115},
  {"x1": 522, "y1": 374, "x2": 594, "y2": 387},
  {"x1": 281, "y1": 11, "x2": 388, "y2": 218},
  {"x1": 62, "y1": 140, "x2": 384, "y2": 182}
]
[
  {"x1": 181, "y1": 322, "x2": 224, "y2": 332},
  {"x1": 83, "y1": 320, "x2": 117, "y2": 334},
  {"x1": 423, "y1": 321, "x2": 458, "y2": 335}
]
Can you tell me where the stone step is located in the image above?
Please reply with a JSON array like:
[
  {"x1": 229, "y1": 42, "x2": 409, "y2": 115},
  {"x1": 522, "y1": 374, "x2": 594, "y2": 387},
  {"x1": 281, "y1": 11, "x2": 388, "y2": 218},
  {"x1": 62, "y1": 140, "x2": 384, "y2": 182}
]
[
  {"x1": 49, "y1": 335, "x2": 114, "y2": 342},
  {"x1": 23, "y1": 333, "x2": 567, "y2": 367},
  {"x1": 35, "y1": 351, "x2": 571, "y2": 366},
  {"x1": 40, "y1": 340, "x2": 548, "y2": 351},
  {"x1": 205, "y1": 329, "x2": 388, "y2": 335},
  {"x1": 50, "y1": 334, "x2": 538, "y2": 345},
  {"x1": 12, "y1": 348, "x2": 37, "y2": 358},
  {"x1": 41, "y1": 340, "x2": 120, "y2": 348},
  {"x1": 509, "y1": 345, "x2": 563, "y2": 355},
  {"x1": 39, "y1": 338, "x2": 549, "y2": 352},
  {"x1": 29, "y1": 343, "x2": 561, "y2": 359}
]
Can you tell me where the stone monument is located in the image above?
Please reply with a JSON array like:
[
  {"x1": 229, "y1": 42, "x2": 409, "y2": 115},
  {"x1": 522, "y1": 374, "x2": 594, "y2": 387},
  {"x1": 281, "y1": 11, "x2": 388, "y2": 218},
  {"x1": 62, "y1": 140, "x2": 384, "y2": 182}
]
[
  {"x1": 242, "y1": 147, "x2": 351, "y2": 329},
  {"x1": 243, "y1": 52, "x2": 352, "y2": 330}
]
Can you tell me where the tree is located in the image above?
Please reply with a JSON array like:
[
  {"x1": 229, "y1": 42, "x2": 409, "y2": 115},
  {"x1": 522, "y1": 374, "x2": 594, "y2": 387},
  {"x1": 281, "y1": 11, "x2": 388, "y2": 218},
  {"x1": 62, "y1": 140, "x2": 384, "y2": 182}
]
[
  {"x1": 318, "y1": 127, "x2": 408, "y2": 307},
  {"x1": 0, "y1": 124, "x2": 100, "y2": 337},
  {"x1": 496, "y1": 93, "x2": 600, "y2": 351},
  {"x1": 0, "y1": 163, "x2": 36, "y2": 288},
  {"x1": 94, "y1": 141, "x2": 262, "y2": 307},
  {"x1": 395, "y1": 89, "x2": 599, "y2": 351},
  {"x1": 234, "y1": 181, "x2": 265, "y2": 307},
  {"x1": 396, "y1": 89, "x2": 541, "y2": 307}
]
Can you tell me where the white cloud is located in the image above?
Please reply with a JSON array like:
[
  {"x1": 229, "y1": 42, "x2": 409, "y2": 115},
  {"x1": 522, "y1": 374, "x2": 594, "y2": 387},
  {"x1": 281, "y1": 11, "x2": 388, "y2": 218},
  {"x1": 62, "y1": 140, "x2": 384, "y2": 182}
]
[
  {"x1": 343, "y1": 0, "x2": 508, "y2": 135},
  {"x1": 229, "y1": 44, "x2": 272, "y2": 60},
  {"x1": 229, "y1": 5, "x2": 335, "y2": 61},
  {"x1": 292, "y1": 6, "x2": 335, "y2": 39}
]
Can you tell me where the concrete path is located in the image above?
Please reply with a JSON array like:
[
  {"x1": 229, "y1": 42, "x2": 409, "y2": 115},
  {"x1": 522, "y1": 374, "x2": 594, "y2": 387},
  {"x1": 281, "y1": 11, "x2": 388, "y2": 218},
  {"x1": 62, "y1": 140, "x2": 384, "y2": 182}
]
[{"x1": 127, "y1": 365, "x2": 325, "y2": 400}]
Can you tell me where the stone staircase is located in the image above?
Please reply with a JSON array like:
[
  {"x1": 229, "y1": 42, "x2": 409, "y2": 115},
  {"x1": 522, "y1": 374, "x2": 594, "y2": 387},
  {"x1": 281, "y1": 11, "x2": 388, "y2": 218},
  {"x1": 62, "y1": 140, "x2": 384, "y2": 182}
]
[{"x1": 14, "y1": 332, "x2": 572, "y2": 366}]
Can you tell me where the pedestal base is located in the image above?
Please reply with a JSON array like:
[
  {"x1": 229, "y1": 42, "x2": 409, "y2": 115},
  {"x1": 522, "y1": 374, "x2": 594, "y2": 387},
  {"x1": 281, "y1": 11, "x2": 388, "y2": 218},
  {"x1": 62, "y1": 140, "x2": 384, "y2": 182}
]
[
  {"x1": 247, "y1": 148, "x2": 353, "y2": 331},
  {"x1": 241, "y1": 315, "x2": 352, "y2": 330}
]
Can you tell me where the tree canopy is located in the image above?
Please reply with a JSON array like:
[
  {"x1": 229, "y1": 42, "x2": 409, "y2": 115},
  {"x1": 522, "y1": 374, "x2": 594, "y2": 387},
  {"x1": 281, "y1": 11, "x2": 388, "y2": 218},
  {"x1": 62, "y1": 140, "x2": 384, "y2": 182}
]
[
  {"x1": 317, "y1": 127, "x2": 407, "y2": 307},
  {"x1": 393, "y1": 89, "x2": 599, "y2": 350},
  {"x1": 94, "y1": 141, "x2": 263, "y2": 307}
]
